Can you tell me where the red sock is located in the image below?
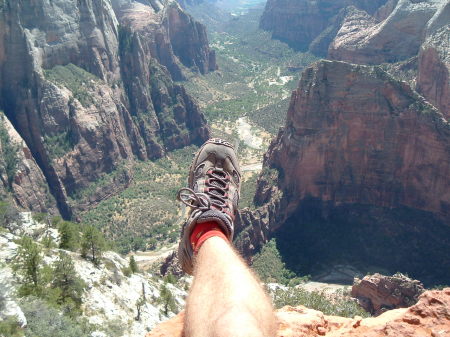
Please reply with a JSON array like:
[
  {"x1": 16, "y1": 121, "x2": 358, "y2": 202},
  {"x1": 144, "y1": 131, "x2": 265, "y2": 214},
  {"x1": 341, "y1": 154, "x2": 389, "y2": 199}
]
[{"x1": 190, "y1": 221, "x2": 228, "y2": 254}]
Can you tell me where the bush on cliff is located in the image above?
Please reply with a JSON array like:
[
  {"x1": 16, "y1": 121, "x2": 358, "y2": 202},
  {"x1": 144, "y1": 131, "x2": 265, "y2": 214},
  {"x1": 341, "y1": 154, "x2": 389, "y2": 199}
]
[{"x1": 272, "y1": 287, "x2": 369, "y2": 318}]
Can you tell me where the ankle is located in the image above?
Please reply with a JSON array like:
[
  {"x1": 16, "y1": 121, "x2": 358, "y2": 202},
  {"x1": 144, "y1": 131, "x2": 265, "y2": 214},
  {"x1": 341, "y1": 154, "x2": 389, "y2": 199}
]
[{"x1": 190, "y1": 221, "x2": 228, "y2": 254}]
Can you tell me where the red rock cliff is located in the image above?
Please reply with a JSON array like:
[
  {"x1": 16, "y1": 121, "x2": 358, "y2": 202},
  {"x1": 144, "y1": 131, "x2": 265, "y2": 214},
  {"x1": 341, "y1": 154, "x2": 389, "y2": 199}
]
[{"x1": 236, "y1": 60, "x2": 450, "y2": 284}]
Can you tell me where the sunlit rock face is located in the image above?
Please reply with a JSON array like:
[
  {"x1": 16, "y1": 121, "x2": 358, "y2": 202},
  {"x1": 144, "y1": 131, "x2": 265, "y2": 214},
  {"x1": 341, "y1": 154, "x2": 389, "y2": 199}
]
[
  {"x1": 236, "y1": 60, "x2": 450, "y2": 285},
  {"x1": 259, "y1": 0, "x2": 388, "y2": 53},
  {"x1": 329, "y1": 0, "x2": 446, "y2": 65},
  {"x1": 145, "y1": 288, "x2": 450, "y2": 337},
  {"x1": 0, "y1": 0, "x2": 212, "y2": 217}
]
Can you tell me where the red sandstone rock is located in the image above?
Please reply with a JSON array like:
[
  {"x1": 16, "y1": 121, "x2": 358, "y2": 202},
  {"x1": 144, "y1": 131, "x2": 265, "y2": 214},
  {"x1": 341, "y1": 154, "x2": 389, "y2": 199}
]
[
  {"x1": 235, "y1": 60, "x2": 450, "y2": 283},
  {"x1": 145, "y1": 289, "x2": 450, "y2": 337},
  {"x1": 351, "y1": 273, "x2": 425, "y2": 316}
]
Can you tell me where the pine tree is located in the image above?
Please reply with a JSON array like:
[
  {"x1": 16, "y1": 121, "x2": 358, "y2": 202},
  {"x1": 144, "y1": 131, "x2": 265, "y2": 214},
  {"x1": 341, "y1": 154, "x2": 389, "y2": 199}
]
[
  {"x1": 58, "y1": 221, "x2": 80, "y2": 251},
  {"x1": 81, "y1": 225, "x2": 106, "y2": 266},
  {"x1": 51, "y1": 251, "x2": 85, "y2": 312},
  {"x1": 13, "y1": 236, "x2": 43, "y2": 296},
  {"x1": 129, "y1": 255, "x2": 139, "y2": 274}
]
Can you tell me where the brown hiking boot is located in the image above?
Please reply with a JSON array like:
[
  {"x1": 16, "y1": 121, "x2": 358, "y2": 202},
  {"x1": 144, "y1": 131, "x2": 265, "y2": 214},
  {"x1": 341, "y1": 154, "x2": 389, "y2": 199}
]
[{"x1": 177, "y1": 138, "x2": 241, "y2": 274}]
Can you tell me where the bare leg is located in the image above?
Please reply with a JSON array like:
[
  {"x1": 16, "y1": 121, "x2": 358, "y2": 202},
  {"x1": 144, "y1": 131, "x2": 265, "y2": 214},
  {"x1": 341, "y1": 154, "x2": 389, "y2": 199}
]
[{"x1": 184, "y1": 237, "x2": 277, "y2": 337}]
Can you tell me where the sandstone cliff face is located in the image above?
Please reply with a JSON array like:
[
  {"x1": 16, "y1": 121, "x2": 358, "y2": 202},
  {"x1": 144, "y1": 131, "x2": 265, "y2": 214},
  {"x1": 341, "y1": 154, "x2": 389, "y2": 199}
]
[
  {"x1": 236, "y1": 60, "x2": 450, "y2": 284},
  {"x1": 416, "y1": 3, "x2": 450, "y2": 118},
  {"x1": 329, "y1": 0, "x2": 446, "y2": 65},
  {"x1": 145, "y1": 288, "x2": 450, "y2": 337},
  {"x1": 0, "y1": 115, "x2": 57, "y2": 213},
  {"x1": 260, "y1": 0, "x2": 388, "y2": 53},
  {"x1": 0, "y1": 0, "x2": 212, "y2": 217}
]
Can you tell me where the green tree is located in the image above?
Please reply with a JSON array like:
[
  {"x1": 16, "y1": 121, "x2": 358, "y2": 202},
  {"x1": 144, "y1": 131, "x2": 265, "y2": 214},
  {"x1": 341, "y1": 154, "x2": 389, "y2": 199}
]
[
  {"x1": 129, "y1": 255, "x2": 139, "y2": 274},
  {"x1": 81, "y1": 226, "x2": 106, "y2": 266},
  {"x1": 13, "y1": 236, "x2": 43, "y2": 296},
  {"x1": 51, "y1": 251, "x2": 85, "y2": 313},
  {"x1": 158, "y1": 283, "x2": 177, "y2": 316},
  {"x1": 58, "y1": 221, "x2": 80, "y2": 251}
]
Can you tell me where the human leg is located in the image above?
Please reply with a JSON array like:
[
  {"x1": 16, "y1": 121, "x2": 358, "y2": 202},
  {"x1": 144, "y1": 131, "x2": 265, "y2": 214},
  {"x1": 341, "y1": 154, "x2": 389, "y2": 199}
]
[
  {"x1": 176, "y1": 138, "x2": 276, "y2": 337},
  {"x1": 184, "y1": 236, "x2": 276, "y2": 337}
]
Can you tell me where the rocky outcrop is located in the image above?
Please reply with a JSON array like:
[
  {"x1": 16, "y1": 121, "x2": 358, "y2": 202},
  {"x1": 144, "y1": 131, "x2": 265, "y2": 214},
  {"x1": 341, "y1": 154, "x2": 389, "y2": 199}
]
[
  {"x1": 0, "y1": 0, "x2": 212, "y2": 217},
  {"x1": 416, "y1": 4, "x2": 450, "y2": 118},
  {"x1": 236, "y1": 60, "x2": 450, "y2": 284},
  {"x1": 329, "y1": 0, "x2": 446, "y2": 65},
  {"x1": 145, "y1": 288, "x2": 450, "y2": 337},
  {"x1": 259, "y1": 0, "x2": 388, "y2": 53},
  {"x1": 352, "y1": 273, "x2": 425, "y2": 316},
  {"x1": 113, "y1": 0, "x2": 216, "y2": 79},
  {"x1": 0, "y1": 115, "x2": 57, "y2": 213}
]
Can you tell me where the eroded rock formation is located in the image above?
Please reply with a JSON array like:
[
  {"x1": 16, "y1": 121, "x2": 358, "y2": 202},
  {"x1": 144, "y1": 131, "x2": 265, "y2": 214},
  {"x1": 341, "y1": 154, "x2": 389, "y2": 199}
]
[
  {"x1": 236, "y1": 60, "x2": 450, "y2": 284},
  {"x1": 260, "y1": 0, "x2": 388, "y2": 53},
  {"x1": 329, "y1": 0, "x2": 445, "y2": 64},
  {"x1": 416, "y1": 3, "x2": 450, "y2": 118},
  {"x1": 0, "y1": 0, "x2": 212, "y2": 216},
  {"x1": 145, "y1": 288, "x2": 450, "y2": 337},
  {"x1": 352, "y1": 273, "x2": 425, "y2": 316},
  {"x1": 0, "y1": 115, "x2": 57, "y2": 213}
]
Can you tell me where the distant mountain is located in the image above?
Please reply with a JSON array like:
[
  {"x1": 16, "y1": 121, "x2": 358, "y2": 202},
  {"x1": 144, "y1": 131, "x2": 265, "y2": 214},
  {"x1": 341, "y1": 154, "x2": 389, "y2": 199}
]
[{"x1": 0, "y1": 0, "x2": 216, "y2": 217}]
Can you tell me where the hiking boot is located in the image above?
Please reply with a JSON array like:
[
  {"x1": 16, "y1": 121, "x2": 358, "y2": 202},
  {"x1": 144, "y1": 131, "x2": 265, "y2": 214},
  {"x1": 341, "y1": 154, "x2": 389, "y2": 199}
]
[{"x1": 177, "y1": 138, "x2": 241, "y2": 274}]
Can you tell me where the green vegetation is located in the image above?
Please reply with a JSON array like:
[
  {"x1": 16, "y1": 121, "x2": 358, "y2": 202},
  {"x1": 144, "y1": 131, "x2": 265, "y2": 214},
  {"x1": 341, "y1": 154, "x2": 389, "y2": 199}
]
[
  {"x1": 20, "y1": 297, "x2": 93, "y2": 337},
  {"x1": 44, "y1": 63, "x2": 99, "y2": 107},
  {"x1": 58, "y1": 220, "x2": 81, "y2": 251},
  {"x1": 184, "y1": 6, "x2": 317, "y2": 135},
  {"x1": 51, "y1": 252, "x2": 86, "y2": 314},
  {"x1": 13, "y1": 237, "x2": 45, "y2": 297},
  {"x1": 82, "y1": 145, "x2": 197, "y2": 254},
  {"x1": 272, "y1": 287, "x2": 370, "y2": 318},
  {"x1": 129, "y1": 255, "x2": 139, "y2": 274},
  {"x1": 43, "y1": 129, "x2": 77, "y2": 160},
  {"x1": 156, "y1": 283, "x2": 178, "y2": 316},
  {"x1": 0, "y1": 113, "x2": 20, "y2": 190},
  {"x1": 252, "y1": 239, "x2": 308, "y2": 286},
  {"x1": 239, "y1": 172, "x2": 258, "y2": 209},
  {"x1": 81, "y1": 225, "x2": 106, "y2": 266},
  {"x1": 0, "y1": 316, "x2": 23, "y2": 337}
]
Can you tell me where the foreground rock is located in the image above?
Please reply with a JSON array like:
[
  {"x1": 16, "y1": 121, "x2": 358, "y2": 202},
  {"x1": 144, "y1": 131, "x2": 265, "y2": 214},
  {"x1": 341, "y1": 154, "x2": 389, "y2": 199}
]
[
  {"x1": 0, "y1": 0, "x2": 212, "y2": 217},
  {"x1": 145, "y1": 288, "x2": 450, "y2": 337},
  {"x1": 236, "y1": 60, "x2": 450, "y2": 284},
  {"x1": 352, "y1": 273, "x2": 425, "y2": 316}
]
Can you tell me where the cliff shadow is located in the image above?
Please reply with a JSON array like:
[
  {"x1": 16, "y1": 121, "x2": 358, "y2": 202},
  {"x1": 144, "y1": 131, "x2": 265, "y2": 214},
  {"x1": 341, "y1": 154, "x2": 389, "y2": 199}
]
[{"x1": 273, "y1": 198, "x2": 450, "y2": 287}]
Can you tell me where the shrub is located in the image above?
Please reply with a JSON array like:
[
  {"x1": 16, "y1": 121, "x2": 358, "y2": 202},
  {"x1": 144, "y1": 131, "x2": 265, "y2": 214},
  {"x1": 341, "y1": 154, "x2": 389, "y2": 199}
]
[
  {"x1": 272, "y1": 287, "x2": 369, "y2": 318},
  {"x1": 20, "y1": 297, "x2": 92, "y2": 337},
  {"x1": 0, "y1": 316, "x2": 23, "y2": 337}
]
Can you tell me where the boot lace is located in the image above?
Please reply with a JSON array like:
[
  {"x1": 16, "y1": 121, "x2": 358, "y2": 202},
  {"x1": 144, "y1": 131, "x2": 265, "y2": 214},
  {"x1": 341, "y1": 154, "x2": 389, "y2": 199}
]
[{"x1": 177, "y1": 169, "x2": 229, "y2": 211}]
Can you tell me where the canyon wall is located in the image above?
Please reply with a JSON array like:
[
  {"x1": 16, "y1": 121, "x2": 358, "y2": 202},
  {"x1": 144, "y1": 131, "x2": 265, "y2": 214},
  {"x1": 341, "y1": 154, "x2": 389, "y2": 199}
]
[
  {"x1": 260, "y1": 0, "x2": 388, "y2": 53},
  {"x1": 0, "y1": 0, "x2": 214, "y2": 216},
  {"x1": 236, "y1": 60, "x2": 450, "y2": 284}
]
